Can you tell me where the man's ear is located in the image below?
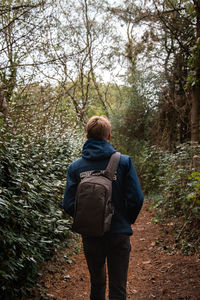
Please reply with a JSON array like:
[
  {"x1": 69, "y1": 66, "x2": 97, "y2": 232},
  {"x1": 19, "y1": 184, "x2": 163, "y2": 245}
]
[
  {"x1": 107, "y1": 132, "x2": 111, "y2": 141},
  {"x1": 86, "y1": 133, "x2": 89, "y2": 139}
]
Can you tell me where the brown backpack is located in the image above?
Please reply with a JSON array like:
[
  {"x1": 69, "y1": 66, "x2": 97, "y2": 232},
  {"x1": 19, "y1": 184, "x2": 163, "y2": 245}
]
[{"x1": 72, "y1": 152, "x2": 120, "y2": 237}]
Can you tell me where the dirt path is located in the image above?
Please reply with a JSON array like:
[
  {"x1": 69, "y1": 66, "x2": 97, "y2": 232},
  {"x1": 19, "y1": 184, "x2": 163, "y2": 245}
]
[{"x1": 32, "y1": 204, "x2": 200, "y2": 300}]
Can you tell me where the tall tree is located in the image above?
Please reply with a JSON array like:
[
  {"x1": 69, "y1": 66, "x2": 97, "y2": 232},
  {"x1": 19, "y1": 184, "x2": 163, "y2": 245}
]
[
  {"x1": 190, "y1": 0, "x2": 200, "y2": 142},
  {"x1": 0, "y1": 0, "x2": 124, "y2": 128},
  {"x1": 35, "y1": 0, "x2": 123, "y2": 124},
  {"x1": 109, "y1": 0, "x2": 200, "y2": 145},
  {"x1": 0, "y1": 1, "x2": 47, "y2": 100}
]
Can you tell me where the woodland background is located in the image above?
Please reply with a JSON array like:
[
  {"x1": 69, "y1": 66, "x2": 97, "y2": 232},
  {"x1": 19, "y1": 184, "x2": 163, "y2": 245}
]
[{"x1": 0, "y1": 0, "x2": 200, "y2": 299}]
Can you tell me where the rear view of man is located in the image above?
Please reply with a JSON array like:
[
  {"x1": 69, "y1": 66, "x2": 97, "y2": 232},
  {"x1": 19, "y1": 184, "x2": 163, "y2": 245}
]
[{"x1": 62, "y1": 115, "x2": 144, "y2": 300}]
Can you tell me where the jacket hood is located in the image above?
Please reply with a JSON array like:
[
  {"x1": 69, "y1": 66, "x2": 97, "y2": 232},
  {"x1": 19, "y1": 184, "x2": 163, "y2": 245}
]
[{"x1": 82, "y1": 138, "x2": 116, "y2": 160}]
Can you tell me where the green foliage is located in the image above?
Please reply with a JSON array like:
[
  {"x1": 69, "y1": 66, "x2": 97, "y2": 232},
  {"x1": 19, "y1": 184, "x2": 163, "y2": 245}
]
[
  {"x1": 186, "y1": 171, "x2": 200, "y2": 230},
  {"x1": 0, "y1": 121, "x2": 83, "y2": 299},
  {"x1": 135, "y1": 145, "x2": 163, "y2": 194},
  {"x1": 110, "y1": 77, "x2": 155, "y2": 167},
  {"x1": 141, "y1": 143, "x2": 200, "y2": 253},
  {"x1": 186, "y1": 37, "x2": 200, "y2": 87}
]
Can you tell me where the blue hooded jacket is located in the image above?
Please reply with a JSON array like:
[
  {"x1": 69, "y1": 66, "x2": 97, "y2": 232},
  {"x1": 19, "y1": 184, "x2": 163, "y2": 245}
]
[{"x1": 62, "y1": 138, "x2": 144, "y2": 235}]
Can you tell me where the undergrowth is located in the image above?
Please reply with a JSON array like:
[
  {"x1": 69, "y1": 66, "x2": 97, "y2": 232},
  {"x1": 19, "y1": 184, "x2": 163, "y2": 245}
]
[
  {"x1": 0, "y1": 120, "x2": 83, "y2": 299},
  {"x1": 140, "y1": 143, "x2": 200, "y2": 254}
]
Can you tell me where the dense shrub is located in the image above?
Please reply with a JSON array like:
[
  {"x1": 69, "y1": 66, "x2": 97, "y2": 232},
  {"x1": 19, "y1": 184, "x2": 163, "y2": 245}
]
[
  {"x1": 140, "y1": 143, "x2": 200, "y2": 253},
  {"x1": 133, "y1": 144, "x2": 163, "y2": 194},
  {"x1": 0, "y1": 122, "x2": 83, "y2": 299}
]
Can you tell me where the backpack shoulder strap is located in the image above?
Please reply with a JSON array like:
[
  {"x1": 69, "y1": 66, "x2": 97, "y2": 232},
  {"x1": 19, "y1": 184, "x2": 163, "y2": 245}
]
[{"x1": 104, "y1": 152, "x2": 120, "y2": 180}]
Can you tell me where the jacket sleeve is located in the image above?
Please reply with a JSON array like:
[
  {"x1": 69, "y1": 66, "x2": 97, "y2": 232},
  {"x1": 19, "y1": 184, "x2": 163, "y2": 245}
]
[
  {"x1": 123, "y1": 157, "x2": 144, "y2": 224},
  {"x1": 62, "y1": 164, "x2": 78, "y2": 217}
]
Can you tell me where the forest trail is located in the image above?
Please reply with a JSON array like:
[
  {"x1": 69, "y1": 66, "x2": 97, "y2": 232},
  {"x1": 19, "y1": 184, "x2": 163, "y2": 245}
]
[{"x1": 32, "y1": 203, "x2": 200, "y2": 300}]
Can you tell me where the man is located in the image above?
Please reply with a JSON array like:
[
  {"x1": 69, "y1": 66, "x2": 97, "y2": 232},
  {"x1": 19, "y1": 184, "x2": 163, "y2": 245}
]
[{"x1": 62, "y1": 115, "x2": 144, "y2": 300}]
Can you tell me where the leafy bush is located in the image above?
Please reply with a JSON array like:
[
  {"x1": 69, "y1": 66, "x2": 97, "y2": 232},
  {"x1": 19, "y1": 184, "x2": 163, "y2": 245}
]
[
  {"x1": 0, "y1": 121, "x2": 83, "y2": 299},
  {"x1": 142, "y1": 143, "x2": 200, "y2": 253},
  {"x1": 134, "y1": 144, "x2": 163, "y2": 194},
  {"x1": 110, "y1": 75, "x2": 155, "y2": 179},
  {"x1": 186, "y1": 171, "x2": 200, "y2": 231}
]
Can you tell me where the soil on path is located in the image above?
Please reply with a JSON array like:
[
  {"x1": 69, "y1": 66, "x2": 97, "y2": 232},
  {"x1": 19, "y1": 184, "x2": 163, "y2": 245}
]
[{"x1": 32, "y1": 204, "x2": 200, "y2": 300}]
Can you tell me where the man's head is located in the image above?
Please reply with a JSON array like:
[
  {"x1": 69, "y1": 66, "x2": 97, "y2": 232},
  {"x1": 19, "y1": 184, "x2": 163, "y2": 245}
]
[{"x1": 86, "y1": 115, "x2": 111, "y2": 141}]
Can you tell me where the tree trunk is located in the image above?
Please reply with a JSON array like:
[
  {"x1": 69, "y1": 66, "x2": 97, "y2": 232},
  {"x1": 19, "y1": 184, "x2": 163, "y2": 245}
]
[
  {"x1": 191, "y1": 0, "x2": 200, "y2": 143},
  {"x1": 191, "y1": 84, "x2": 200, "y2": 142},
  {"x1": 0, "y1": 84, "x2": 7, "y2": 120}
]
